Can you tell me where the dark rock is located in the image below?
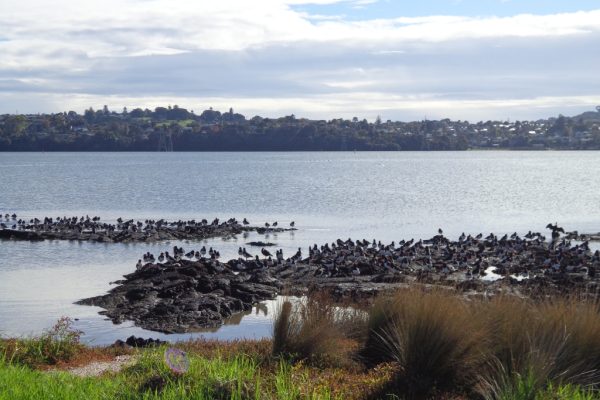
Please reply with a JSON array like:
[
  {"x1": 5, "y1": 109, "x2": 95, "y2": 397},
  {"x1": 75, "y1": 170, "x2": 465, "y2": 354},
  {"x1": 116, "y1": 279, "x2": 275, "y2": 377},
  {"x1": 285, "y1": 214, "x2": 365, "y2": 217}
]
[
  {"x1": 246, "y1": 241, "x2": 276, "y2": 247},
  {"x1": 1, "y1": 215, "x2": 294, "y2": 244},
  {"x1": 125, "y1": 335, "x2": 165, "y2": 348},
  {"x1": 77, "y1": 258, "x2": 279, "y2": 333},
  {"x1": 111, "y1": 339, "x2": 129, "y2": 349}
]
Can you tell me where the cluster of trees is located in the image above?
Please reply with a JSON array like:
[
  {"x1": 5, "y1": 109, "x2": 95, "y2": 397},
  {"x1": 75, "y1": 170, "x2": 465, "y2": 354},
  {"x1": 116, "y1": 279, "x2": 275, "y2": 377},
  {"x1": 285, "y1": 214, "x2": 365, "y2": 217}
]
[{"x1": 0, "y1": 105, "x2": 599, "y2": 151}]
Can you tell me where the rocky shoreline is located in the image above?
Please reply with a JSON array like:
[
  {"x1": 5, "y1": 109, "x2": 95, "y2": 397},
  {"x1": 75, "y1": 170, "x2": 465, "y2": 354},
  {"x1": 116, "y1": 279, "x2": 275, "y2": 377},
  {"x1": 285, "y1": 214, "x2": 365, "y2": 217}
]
[
  {"x1": 77, "y1": 258, "x2": 280, "y2": 333},
  {"x1": 0, "y1": 214, "x2": 293, "y2": 243},
  {"x1": 78, "y1": 229, "x2": 600, "y2": 333}
]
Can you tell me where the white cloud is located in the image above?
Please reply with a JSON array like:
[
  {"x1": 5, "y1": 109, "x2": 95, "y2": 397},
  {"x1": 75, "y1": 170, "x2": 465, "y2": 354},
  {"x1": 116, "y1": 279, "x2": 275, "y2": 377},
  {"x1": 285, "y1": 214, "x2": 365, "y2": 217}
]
[{"x1": 0, "y1": 1, "x2": 598, "y2": 119}]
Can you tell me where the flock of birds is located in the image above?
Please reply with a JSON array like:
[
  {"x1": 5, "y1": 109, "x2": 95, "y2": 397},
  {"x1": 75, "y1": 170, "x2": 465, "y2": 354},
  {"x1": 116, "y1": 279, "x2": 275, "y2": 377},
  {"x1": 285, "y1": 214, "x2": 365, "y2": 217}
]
[
  {"x1": 132, "y1": 225, "x2": 600, "y2": 283},
  {"x1": 0, "y1": 213, "x2": 294, "y2": 235},
  {"x1": 3, "y1": 213, "x2": 598, "y2": 284}
]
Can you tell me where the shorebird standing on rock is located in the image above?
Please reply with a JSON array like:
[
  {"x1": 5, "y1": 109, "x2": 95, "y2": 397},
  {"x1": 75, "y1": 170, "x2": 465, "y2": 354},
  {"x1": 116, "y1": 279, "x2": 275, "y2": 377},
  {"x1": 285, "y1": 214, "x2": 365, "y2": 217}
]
[{"x1": 261, "y1": 248, "x2": 272, "y2": 258}]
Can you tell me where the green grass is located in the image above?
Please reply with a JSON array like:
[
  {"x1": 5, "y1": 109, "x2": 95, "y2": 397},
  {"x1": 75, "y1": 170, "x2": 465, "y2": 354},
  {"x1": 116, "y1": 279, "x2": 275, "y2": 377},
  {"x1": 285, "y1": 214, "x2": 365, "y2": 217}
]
[
  {"x1": 0, "y1": 345, "x2": 342, "y2": 400},
  {"x1": 491, "y1": 373, "x2": 600, "y2": 400},
  {"x1": 0, "y1": 317, "x2": 83, "y2": 367},
  {"x1": 0, "y1": 364, "x2": 126, "y2": 400}
]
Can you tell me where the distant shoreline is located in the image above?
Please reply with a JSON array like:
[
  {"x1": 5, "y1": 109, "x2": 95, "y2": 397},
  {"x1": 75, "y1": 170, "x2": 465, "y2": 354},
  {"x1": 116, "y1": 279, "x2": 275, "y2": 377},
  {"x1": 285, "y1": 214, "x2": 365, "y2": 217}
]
[
  {"x1": 1, "y1": 148, "x2": 599, "y2": 152},
  {"x1": 2, "y1": 107, "x2": 599, "y2": 152}
]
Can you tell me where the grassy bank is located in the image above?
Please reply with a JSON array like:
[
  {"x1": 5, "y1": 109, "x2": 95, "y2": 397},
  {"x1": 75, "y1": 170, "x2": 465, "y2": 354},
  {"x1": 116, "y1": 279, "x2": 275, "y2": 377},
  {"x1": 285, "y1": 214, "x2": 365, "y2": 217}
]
[{"x1": 2, "y1": 291, "x2": 600, "y2": 399}]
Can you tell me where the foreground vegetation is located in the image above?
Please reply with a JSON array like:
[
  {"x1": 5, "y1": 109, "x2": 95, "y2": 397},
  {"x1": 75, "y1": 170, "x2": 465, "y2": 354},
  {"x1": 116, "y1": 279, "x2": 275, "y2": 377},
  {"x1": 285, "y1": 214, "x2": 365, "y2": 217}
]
[{"x1": 2, "y1": 291, "x2": 600, "y2": 399}]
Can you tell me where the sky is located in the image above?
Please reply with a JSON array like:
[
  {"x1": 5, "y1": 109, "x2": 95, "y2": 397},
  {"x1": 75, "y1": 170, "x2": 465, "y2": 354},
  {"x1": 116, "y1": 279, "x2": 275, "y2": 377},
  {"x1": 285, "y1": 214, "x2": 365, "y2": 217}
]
[{"x1": 0, "y1": 0, "x2": 599, "y2": 121}]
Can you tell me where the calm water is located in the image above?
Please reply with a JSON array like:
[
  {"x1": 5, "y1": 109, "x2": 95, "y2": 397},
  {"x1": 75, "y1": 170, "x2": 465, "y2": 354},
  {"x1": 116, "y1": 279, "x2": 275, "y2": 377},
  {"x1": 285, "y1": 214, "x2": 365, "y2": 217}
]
[{"x1": 1, "y1": 151, "x2": 599, "y2": 345}]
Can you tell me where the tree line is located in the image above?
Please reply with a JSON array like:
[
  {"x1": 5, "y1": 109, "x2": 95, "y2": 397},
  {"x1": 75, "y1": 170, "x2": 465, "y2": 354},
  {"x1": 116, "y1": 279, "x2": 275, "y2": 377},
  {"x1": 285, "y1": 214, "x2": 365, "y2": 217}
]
[{"x1": 1, "y1": 105, "x2": 599, "y2": 151}]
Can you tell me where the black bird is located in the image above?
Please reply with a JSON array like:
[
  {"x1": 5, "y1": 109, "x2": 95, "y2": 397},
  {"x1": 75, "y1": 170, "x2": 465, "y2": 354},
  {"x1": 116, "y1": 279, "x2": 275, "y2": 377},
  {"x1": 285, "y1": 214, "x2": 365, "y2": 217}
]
[
  {"x1": 243, "y1": 218, "x2": 249, "y2": 225},
  {"x1": 290, "y1": 221, "x2": 295, "y2": 227},
  {"x1": 261, "y1": 248, "x2": 272, "y2": 257},
  {"x1": 292, "y1": 247, "x2": 302, "y2": 260},
  {"x1": 438, "y1": 228, "x2": 443, "y2": 235}
]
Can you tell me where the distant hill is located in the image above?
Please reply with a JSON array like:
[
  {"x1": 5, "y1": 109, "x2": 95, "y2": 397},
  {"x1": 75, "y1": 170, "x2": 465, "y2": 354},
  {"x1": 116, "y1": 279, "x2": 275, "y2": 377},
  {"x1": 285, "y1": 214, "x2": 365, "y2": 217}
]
[{"x1": 571, "y1": 109, "x2": 600, "y2": 123}]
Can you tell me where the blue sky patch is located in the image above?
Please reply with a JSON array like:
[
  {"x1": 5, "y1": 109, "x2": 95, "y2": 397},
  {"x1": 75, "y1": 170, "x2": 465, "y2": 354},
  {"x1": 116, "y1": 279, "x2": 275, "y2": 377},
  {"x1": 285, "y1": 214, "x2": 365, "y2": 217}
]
[{"x1": 293, "y1": 0, "x2": 600, "y2": 20}]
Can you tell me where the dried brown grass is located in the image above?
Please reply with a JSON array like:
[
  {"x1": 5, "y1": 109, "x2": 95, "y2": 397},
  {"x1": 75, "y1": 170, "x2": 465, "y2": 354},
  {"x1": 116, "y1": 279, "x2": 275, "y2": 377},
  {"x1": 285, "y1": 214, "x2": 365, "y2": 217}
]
[
  {"x1": 364, "y1": 289, "x2": 488, "y2": 399},
  {"x1": 476, "y1": 296, "x2": 600, "y2": 399},
  {"x1": 272, "y1": 293, "x2": 366, "y2": 368}
]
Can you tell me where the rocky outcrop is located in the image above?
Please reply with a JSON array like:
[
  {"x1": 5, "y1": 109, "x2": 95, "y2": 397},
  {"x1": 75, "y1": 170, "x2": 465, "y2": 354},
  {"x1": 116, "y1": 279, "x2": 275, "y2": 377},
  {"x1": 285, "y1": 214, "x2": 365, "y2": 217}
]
[
  {"x1": 77, "y1": 259, "x2": 280, "y2": 333},
  {"x1": 77, "y1": 231, "x2": 600, "y2": 333}
]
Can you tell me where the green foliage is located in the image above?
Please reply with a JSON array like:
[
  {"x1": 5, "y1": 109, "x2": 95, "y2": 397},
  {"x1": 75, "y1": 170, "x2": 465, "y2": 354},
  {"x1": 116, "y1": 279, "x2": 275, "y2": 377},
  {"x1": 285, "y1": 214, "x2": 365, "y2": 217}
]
[
  {"x1": 0, "y1": 346, "x2": 340, "y2": 399},
  {"x1": 0, "y1": 364, "x2": 126, "y2": 400},
  {"x1": 1, "y1": 317, "x2": 83, "y2": 367},
  {"x1": 491, "y1": 374, "x2": 600, "y2": 400}
]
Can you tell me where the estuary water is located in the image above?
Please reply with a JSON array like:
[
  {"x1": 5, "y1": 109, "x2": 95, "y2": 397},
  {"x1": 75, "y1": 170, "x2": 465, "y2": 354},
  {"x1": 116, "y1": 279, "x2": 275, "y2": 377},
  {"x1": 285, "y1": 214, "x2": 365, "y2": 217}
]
[{"x1": 1, "y1": 151, "x2": 599, "y2": 345}]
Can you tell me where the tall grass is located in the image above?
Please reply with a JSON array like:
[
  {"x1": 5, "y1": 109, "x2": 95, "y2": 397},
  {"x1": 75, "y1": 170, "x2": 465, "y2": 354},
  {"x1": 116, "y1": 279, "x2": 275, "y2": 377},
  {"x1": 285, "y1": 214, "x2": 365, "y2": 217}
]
[
  {"x1": 364, "y1": 289, "x2": 487, "y2": 398},
  {"x1": 271, "y1": 290, "x2": 600, "y2": 399},
  {"x1": 476, "y1": 296, "x2": 600, "y2": 399},
  {"x1": 272, "y1": 294, "x2": 365, "y2": 367}
]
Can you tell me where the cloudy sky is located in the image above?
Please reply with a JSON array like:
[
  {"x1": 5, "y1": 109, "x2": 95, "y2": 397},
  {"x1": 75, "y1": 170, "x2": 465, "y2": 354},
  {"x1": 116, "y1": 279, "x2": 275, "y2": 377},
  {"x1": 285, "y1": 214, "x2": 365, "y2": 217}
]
[{"x1": 0, "y1": 0, "x2": 599, "y2": 121}]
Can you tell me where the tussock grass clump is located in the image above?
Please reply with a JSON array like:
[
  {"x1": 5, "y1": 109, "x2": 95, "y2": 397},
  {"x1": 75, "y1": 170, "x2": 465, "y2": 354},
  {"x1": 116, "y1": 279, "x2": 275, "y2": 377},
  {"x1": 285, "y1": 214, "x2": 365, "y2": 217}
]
[
  {"x1": 272, "y1": 293, "x2": 366, "y2": 368},
  {"x1": 476, "y1": 296, "x2": 600, "y2": 400},
  {"x1": 364, "y1": 289, "x2": 487, "y2": 398}
]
